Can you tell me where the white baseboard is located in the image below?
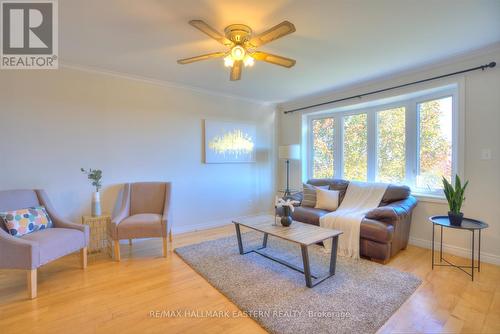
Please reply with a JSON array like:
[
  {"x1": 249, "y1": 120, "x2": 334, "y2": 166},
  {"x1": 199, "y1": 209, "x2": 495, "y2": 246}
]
[
  {"x1": 172, "y1": 212, "x2": 273, "y2": 235},
  {"x1": 117, "y1": 212, "x2": 273, "y2": 244},
  {"x1": 409, "y1": 236, "x2": 500, "y2": 266}
]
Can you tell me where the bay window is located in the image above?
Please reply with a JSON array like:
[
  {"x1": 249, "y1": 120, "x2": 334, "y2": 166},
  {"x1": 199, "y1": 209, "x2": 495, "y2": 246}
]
[{"x1": 307, "y1": 85, "x2": 459, "y2": 196}]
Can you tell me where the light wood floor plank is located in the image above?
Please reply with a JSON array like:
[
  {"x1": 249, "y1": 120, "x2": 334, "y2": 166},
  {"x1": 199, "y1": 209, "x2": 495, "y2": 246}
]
[{"x1": 0, "y1": 224, "x2": 498, "y2": 334}]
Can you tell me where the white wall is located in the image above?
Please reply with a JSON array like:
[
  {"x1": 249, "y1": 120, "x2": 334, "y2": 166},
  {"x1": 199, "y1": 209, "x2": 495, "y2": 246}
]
[
  {"x1": 0, "y1": 67, "x2": 276, "y2": 233},
  {"x1": 277, "y1": 45, "x2": 500, "y2": 264}
]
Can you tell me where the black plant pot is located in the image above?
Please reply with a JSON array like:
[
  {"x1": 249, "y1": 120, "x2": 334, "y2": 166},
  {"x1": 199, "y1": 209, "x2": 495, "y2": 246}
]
[
  {"x1": 280, "y1": 206, "x2": 293, "y2": 227},
  {"x1": 448, "y1": 211, "x2": 464, "y2": 226}
]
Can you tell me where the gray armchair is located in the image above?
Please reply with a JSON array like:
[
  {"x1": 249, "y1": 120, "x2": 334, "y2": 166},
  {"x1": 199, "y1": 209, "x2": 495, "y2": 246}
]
[
  {"x1": 109, "y1": 182, "x2": 172, "y2": 261},
  {"x1": 0, "y1": 189, "x2": 89, "y2": 299}
]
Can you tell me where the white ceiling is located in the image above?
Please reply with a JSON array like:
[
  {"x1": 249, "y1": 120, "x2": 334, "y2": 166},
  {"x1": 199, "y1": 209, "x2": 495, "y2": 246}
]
[{"x1": 60, "y1": 0, "x2": 500, "y2": 103}]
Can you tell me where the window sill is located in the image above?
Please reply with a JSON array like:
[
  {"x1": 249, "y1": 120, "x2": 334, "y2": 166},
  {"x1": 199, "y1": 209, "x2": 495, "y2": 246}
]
[{"x1": 412, "y1": 193, "x2": 447, "y2": 204}]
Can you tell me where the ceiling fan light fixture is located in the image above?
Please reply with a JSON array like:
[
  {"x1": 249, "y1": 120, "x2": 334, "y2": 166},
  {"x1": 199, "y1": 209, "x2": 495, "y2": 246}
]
[
  {"x1": 243, "y1": 55, "x2": 254, "y2": 67},
  {"x1": 178, "y1": 20, "x2": 296, "y2": 81},
  {"x1": 231, "y1": 45, "x2": 246, "y2": 61},
  {"x1": 224, "y1": 55, "x2": 234, "y2": 67}
]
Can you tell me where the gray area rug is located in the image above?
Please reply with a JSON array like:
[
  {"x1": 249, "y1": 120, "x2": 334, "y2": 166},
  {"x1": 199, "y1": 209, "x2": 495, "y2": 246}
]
[{"x1": 175, "y1": 232, "x2": 421, "y2": 334}]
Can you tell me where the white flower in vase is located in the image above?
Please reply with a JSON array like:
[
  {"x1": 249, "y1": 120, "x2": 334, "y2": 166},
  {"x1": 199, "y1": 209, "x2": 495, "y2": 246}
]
[{"x1": 275, "y1": 196, "x2": 299, "y2": 212}]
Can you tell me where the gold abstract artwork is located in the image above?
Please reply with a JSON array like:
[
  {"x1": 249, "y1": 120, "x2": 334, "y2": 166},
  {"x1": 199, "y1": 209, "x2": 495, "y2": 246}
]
[
  {"x1": 205, "y1": 120, "x2": 256, "y2": 163},
  {"x1": 208, "y1": 129, "x2": 254, "y2": 157}
]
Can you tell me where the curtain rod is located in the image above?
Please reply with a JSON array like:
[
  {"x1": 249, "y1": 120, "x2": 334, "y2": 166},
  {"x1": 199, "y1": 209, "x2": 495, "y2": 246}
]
[{"x1": 283, "y1": 61, "x2": 496, "y2": 114}]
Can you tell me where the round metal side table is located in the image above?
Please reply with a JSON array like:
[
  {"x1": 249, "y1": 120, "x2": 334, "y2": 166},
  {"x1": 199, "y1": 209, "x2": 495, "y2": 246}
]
[{"x1": 429, "y1": 215, "x2": 488, "y2": 281}]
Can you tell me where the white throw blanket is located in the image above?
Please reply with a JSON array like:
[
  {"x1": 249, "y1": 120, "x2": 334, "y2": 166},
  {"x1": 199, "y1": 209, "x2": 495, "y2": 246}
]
[{"x1": 320, "y1": 181, "x2": 388, "y2": 259}]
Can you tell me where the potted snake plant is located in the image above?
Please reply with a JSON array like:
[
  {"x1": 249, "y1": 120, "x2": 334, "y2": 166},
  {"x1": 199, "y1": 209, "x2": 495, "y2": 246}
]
[{"x1": 442, "y1": 175, "x2": 468, "y2": 226}]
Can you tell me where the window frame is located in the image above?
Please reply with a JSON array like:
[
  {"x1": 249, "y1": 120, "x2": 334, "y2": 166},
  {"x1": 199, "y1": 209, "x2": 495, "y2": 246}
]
[
  {"x1": 341, "y1": 110, "x2": 369, "y2": 182},
  {"x1": 305, "y1": 85, "x2": 461, "y2": 197},
  {"x1": 375, "y1": 105, "x2": 407, "y2": 184},
  {"x1": 309, "y1": 115, "x2": 337, "y2": 179}
]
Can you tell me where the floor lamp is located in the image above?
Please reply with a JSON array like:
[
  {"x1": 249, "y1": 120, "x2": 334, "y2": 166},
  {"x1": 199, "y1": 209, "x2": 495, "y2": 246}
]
[{"x1": 278, "y1": 145, "x2": 300, "y2": 197}]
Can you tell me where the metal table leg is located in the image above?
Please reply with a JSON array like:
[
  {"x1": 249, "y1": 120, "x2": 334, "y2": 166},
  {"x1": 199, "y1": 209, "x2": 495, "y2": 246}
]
[
  {"x1": 440, "y1": 226, "x2": 443, "y2": 262},
  {"x1": 234, "y1": 223, "x2": 244, "y2": 255},
  {"x1": 431, "y1": 223, "x2": 435, "y2": 270},
  {"x1": 301, "y1": 236, "x2": 339, "y2": 288},
  {"x1": 478, "y1": 230, "x2": 481, "y2": 272},
  {"x1": 234, "y1": 225, "x2": 268, "y2": 255},
  {"x1": 472, "y1": 230, "x2": 475, "y2": 281},
  {"x1": 301, "y1": 245, "x2": 313, "y2": 288},
  {"x1": 329, "y1": 236, "x2": 338, "y2": 275}
]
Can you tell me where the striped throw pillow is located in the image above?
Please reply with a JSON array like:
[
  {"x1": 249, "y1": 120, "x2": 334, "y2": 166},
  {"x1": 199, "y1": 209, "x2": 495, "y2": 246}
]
[{"x1": 301, "y1": 183, "x2": 329, "y2": 207}]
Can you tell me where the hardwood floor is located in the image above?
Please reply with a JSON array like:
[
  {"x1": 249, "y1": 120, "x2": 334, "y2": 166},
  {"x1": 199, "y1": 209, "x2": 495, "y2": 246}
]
[{"x1": 0, "y1": 224, "x2": 499, "y2": 334}]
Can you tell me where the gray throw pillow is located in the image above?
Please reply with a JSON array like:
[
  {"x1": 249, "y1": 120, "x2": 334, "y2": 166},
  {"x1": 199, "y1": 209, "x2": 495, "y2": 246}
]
[{"x1": 301, "y1": 183, "x2": 329, "y2": 207}]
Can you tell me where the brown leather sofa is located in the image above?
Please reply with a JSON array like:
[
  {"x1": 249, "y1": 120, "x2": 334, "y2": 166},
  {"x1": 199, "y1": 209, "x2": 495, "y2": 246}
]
[{"x1": 288, "y1": 179, "x2": 417, "y2": 263}]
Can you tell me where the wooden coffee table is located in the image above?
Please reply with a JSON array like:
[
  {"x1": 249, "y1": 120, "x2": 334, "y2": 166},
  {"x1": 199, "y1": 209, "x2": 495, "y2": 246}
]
[{"x1": 233, "y1": 218, "x2": 342, "y2": 288}]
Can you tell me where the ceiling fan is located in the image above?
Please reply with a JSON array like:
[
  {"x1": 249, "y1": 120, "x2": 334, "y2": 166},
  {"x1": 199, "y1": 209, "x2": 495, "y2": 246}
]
[{"x1": 177, "y1": 20, "x2": 296, "y2": 81}]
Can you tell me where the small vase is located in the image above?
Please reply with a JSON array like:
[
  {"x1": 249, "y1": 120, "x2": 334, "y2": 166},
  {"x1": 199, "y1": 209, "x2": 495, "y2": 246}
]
[
  {"x1": 448, "y1": 211, "x2": 463, "y2": 226},
  {"x1": 280, "y1": 206, "x2": 293, "y2": 227},
  {"x1": 92, "y1": 191, "x2": 102, "y2": 217}
]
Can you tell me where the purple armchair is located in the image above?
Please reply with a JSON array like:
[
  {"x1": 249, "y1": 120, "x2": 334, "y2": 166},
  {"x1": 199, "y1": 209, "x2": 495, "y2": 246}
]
[
  {"x1": 109, "y1": 182, "x2": 172, "y2": 261},
  {"x1": 0, "y1": 189, "x2": 89, "y2": 299}
]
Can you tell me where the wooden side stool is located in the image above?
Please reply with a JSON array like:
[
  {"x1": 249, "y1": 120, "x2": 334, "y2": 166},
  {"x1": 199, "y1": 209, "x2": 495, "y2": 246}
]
[{"x1": 81, "y1": 215, "x2": 112, "y2": 256}]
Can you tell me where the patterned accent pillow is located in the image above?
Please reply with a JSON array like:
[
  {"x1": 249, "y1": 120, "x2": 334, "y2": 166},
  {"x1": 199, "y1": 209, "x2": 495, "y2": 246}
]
[
  {"x1": 301, "y1": 183, "x2": 329, "y2": 207},
  {"x1": 0, "y1": 206, "x2": 53, "y2": 237}
]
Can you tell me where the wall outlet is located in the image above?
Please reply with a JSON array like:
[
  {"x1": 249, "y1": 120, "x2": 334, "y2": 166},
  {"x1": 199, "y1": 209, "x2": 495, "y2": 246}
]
[{"x1": 480, "y1": 148, "x2": 492, "y2": 160}]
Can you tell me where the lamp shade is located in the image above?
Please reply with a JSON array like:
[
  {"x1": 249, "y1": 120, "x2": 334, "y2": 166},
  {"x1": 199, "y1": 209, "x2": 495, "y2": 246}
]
[{"x1": 278, "y1": 145, "x2": 300, "y2": 160}]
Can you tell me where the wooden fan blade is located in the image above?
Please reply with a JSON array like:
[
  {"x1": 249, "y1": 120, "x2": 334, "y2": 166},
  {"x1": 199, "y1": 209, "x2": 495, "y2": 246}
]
[
  {"x1": 230, "y1": 60, "x2": 242, "y2": 81},
  {"x1": 251, "y1": 51, "x2": 296, "y2": 68},
  {"x1": 177, "y1": 52, "x2": 226, "y2": 64},
  {"x1": 248, "y1": 21, "x2": 295, "y2": 47},
  {"x1": 189, "y1": 20, "x2": 233, "y2": 46}
]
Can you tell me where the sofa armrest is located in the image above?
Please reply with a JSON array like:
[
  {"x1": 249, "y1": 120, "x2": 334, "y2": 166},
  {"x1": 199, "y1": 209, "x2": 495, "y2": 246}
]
[
  {"x1": 55, "y1": 219, "x2": 90, "y2": 245},
  {"x1": 161, "y1": 183, "x2": 172, "y2": 236},
  {"x1": 109, "y1": 184, "x2": 131, "y2": 240},
  {"x1": 51, "y1": 213, "x2": 90, "y2": 246},
  {"x1": 0, "y1": 228, "x2": 40, "y2": 269},
  {"x1": 365, "y1": 206, "x2": 398, "y2": 221},
  {"x1": 112, "y1": 184, "x2": 130, "y2": 225},
  {"x1": 112, "y1": 207, "x2": 129, "y2": 226},
  {"x1": 35, "y1": 189, "x2": 90, "y2": 244},
  {"x1": 365, "y1": 196, "x2": 418, "y2": 223}
]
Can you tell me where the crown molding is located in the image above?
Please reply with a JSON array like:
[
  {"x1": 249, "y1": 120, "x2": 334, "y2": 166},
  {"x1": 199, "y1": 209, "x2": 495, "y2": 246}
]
[
  {"x1": 278, "y1": 42, "x2": 500, "y2": 112},
  {"x1": 59, "y1": 62, "x2": 274, "y2": 106}
]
